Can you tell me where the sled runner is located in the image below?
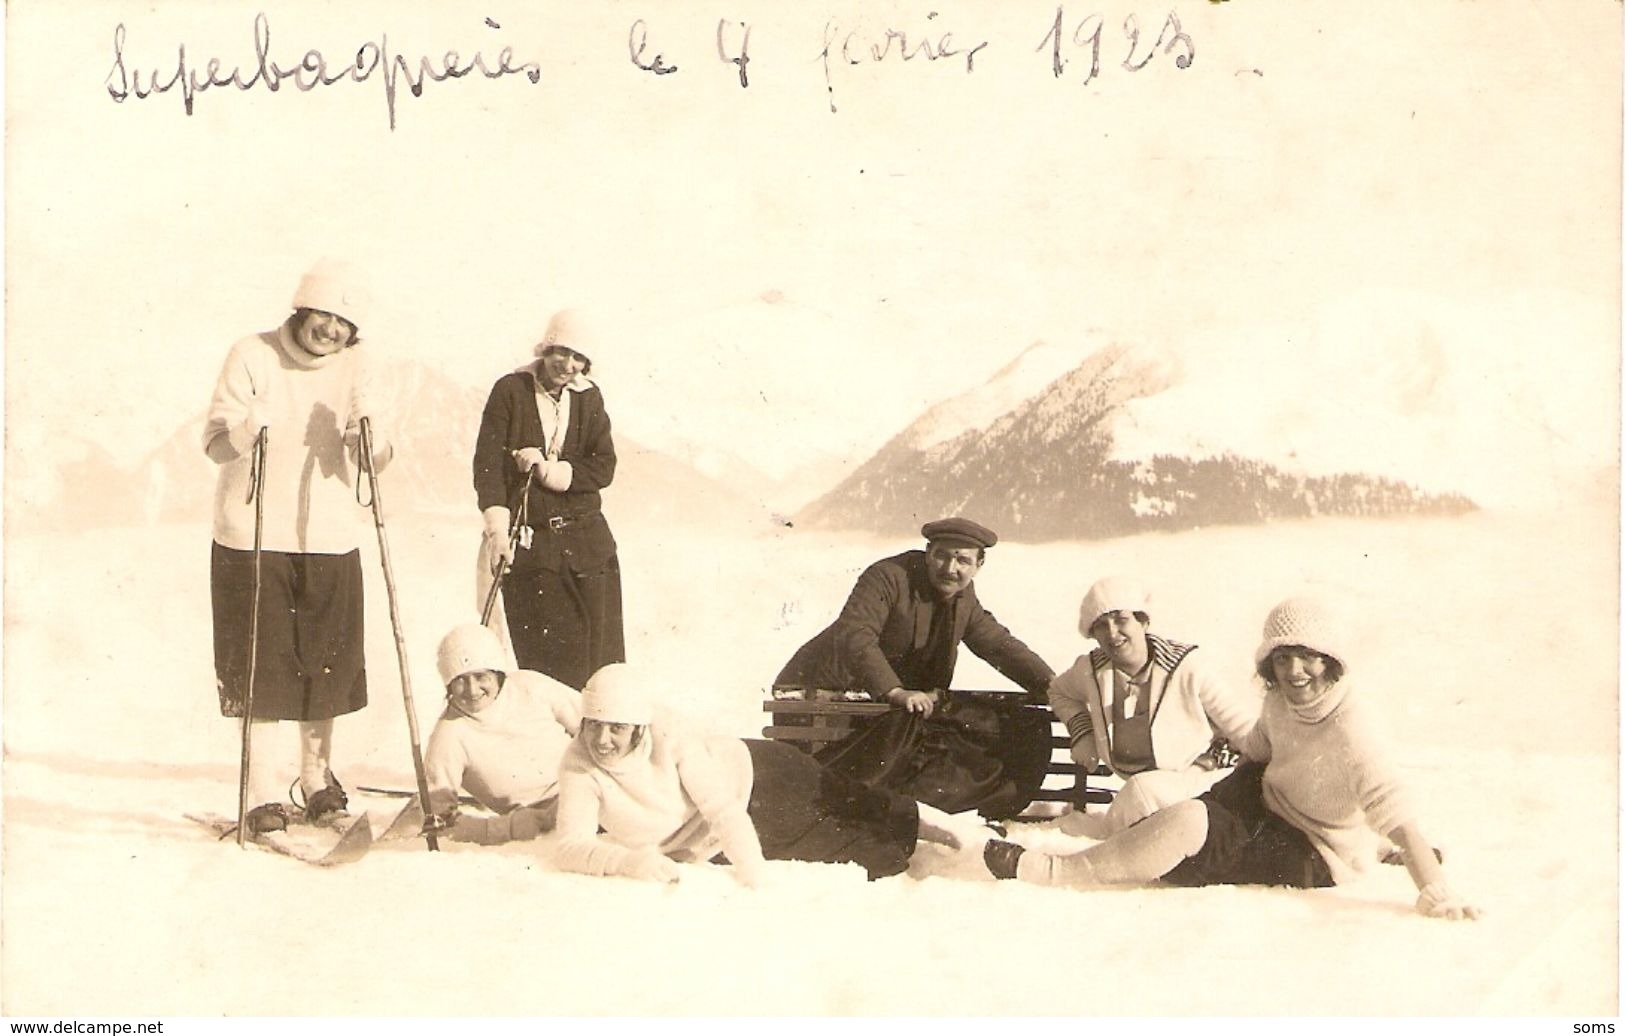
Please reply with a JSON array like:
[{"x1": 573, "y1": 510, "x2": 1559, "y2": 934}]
[{"x1": 187, "y1": 811, "x2": 374, "y2": 866}]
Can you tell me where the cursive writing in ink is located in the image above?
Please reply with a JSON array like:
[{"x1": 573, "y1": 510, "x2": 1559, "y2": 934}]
[
  {"x1": 1039, "y1": 8, "x2": 1194, "y2": 83},
  {"x1": 104, "y1": 13, "x2": 542, "y2": 130},
  {"x1": 818, "y1": 14, "x2": 989, "y2": 113},
  {"x1": 716, "y1": 19, "x2": 751, "y2": 88},
  {"x1": 629, "y1": 19, "x2": 678, "y2": 74}
]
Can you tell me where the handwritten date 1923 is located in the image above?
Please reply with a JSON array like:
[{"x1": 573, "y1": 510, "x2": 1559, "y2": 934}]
[{"x1": 1038, "y1": 9, "x2": 1194, "y2": 83}]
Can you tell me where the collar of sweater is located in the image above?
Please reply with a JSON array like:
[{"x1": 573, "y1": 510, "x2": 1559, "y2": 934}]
[
  {"x1": 276, "y1": 323, "x2": 348, "y2": 371},
  {"x1": 583, "y1": 724, "x2": 657, "y2": 778},
  {"x1": 1277, "y1": 679, "x2": 1352, "y2": 724},
  {"x1": 1090, "y1": 633, "x2": 1194, "y2": 677},
  {"x1": 515, "y1": 361, "x2": 596, "y2": 394}
]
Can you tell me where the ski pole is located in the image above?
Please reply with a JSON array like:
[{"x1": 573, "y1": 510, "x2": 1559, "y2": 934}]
[
  {"x1": 235, "y1": 426, "x2": 268, "y2": 848},
  {"x1": 480, "y1": 468, "x2": 535, "y2": 626},
  {"x1": 357, "y1": 417, "x2": 439, "y2": 851}
]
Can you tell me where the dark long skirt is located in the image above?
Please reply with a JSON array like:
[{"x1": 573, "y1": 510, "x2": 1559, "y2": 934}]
[
  {"x1": 502, "y1": 527, "x2": 625, "y2": 691},
  {"x1": 814, "y1": 699, "x2": 1053, "y2": 819},
  {"x1": 210, "y1": 543, "x2": 367, "y2": 721},
  {"x1": 743, "y1": 739, "x2": 920, "y2": 881}
]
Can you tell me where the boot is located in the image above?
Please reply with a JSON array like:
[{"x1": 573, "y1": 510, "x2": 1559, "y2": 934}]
[
  {"x1": 300, "y1": 772, "x2": 350, "y2": 825},
  {"x1": 244, "y1": 802, "x2": 291, "y2": 836},
  {"x1": 983, "y1": 839, "x2": 1026, "y2": 880}
]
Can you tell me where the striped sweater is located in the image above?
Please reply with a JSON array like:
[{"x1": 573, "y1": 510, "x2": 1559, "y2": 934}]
[{"x1": 1048, "y1": 634, "x2": 1260, "y2": 776}]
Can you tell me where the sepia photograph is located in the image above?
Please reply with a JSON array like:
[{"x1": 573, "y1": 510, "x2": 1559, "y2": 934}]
[{"x1": 2, "y1": 0, "x2": 1619, "y2": 1021}]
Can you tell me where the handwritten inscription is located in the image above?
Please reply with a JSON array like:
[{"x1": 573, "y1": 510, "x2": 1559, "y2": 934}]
[
  {"x1": 629, "y1": 19, "x2": 679, "y2": 75},
  {"x1": 818, "y1": 14, "x2": 990, "y2": 112},
  {"x1": 1038, "y1": 8, "x2": 1194, "y2": 83},
  {"x1": 106, "y1": 10, "x2": 1197, "y2": 126},
  {"x1": 104, "y1": 13, "x2": 541, "y2": 129}
]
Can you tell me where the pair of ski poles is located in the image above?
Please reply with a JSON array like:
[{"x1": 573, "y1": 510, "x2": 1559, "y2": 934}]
[{"x1": 234, "y1": 418, "x2": 440, "y2": 851}]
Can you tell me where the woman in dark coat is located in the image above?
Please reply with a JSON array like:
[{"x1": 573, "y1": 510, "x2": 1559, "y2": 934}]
[{"x1": 473, "y1": 309, "x2": 625, "y2": 690}]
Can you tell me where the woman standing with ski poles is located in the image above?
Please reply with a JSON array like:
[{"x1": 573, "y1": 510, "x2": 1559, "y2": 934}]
[
  {"x1": 203, "y1": 258, "x2": 393, "y2": 837},
  {"x1": 472, "y1": 309, "x2": 625, "y2": 690}
]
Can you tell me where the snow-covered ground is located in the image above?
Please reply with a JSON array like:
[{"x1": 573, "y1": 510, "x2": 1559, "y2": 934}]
[{"x1": 1, "y1": 498, "x2": 1617, "y2": 1016}]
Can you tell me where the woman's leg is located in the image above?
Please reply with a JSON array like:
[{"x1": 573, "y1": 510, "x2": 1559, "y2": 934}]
[
  {"x1": 1018, "y1": 798, "x2": 1210, "y2": 887},
  {"x1": 245, "y1": 718, "x2": 284, "y2": 808},
  {"x1": 298, "y1": 718, "x2": 335, "y2": 799}
]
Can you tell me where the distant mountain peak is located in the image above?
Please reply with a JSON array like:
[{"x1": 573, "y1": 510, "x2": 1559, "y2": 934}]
[{"x1": 799, "y1": 338, "x2": 1474, "y2": 541}]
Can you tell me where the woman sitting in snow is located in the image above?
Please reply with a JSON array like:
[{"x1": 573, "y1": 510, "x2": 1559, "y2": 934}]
[
  {"x1": 982, "y1": 596, "x2": 1482, "y2": 921},
  {"x1": 554, "y1": 663, "x2": 987, "y2": 884},
  {"x1": 420, "y1": 624, "x2": 582, "y2": 844}
]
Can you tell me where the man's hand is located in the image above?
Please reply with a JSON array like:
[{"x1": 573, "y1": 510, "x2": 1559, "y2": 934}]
[{"x1": 886, "y1": 688, "x2": 935, "y2": 719}]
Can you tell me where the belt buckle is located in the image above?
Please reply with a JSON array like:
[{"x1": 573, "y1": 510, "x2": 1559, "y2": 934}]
[{"x1": 547, "y1": 515, "x2": 567, "y2": 532}]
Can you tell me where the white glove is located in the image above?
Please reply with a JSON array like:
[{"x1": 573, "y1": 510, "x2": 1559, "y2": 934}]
[
  {"x1": 539, "y1": 460, "x2": 573, "y2": 492},
  {"x1": 512, "y1": 447, "x2": 546, "y2": 474},
  {"x1": 482, "y1": 506, "x2": 514, "y2": 571},
  {"x1": 733, "y1": 860, "x2": 774, "y2": 889},
  {"x1": 227, "y1": 398, "x2": 270, "y2": 456},
  {"x1": 623, "y1": 850, "x2": 681, "y2": 884},
  {"x1": 1415, "y1": 882, "x2": 1482, "y2": 921}
]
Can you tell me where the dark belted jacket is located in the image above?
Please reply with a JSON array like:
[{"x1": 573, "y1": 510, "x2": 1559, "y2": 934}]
[
  {"x1": 472, "y1": 366, "x2": 618, "y2": 573},
  {"x1": 775, "y1": 550, "x2": 1054, "y2": 699}
]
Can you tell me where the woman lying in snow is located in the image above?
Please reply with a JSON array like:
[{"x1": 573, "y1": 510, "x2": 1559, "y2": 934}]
[
  {"x1": 553, "y1": 664, "x2": 988, "y2": 884},
  {"x1": 982, "y1": 596, "x2": 1482, "y2": 921},
  {"x1": 420, "y1": 624, "x2": 582, "y2": 844}
]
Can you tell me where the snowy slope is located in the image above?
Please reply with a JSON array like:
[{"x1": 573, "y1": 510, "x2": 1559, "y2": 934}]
[{"x1": 1, "y1": 493, "x2": 1617, "y2": 1016}]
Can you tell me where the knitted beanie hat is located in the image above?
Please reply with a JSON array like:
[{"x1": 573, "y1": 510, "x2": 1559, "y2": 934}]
[
  {"x1": 436, "y1": 624, "x2": 508, "y2": 687},
  {"x1": 1253, "y1": 597, "x2": 1350, "y2": 675},
  {"x1": 581, "y1": 663, "x2": 655, "y2": 726},
  {"x1": 534, "y1": 308, "x2": 597, "y2": 366},
  {"x1": 291, "y1": 257, "x2": 370, "y2": 330},
  {"x1": 1078, "y1": 576, "x2": 1151, "y2": 637}
]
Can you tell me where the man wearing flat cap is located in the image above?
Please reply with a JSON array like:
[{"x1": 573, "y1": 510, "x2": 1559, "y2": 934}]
[
  {"x1": 1048, "y1": 575, "x2": 1261, "y2": 837},
  {"x1": 773, "y1": 517, "x2": 1056, "y2": 818}
]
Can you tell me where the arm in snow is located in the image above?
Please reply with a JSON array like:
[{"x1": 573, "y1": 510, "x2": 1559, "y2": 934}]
[
  {"x1": 552, "y1": 765, "x2": 680, "y2": 882},
  {"x1": 678, "y1": 738, "x2": 765, "y2": 884},
  {"x1": 829, "y1": 563, "x2": 908, "y2": 695},
  {"x1": 1390, "y1": 823, "x2": 1480, "y2": 920},
  {"x1": 451, "y1": 801, "x2": 558, "y2": 845},
  {"x1": 552, "y1": 768, "x2": 636, "y2": 877},
  {"x1": 962, "y1": 601, "x2": 1055, "y2": 699}
]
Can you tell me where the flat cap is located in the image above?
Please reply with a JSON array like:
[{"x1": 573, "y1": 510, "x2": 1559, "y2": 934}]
[{"x1": 921, "y1": 517, "x2": 998, "y2": 550}]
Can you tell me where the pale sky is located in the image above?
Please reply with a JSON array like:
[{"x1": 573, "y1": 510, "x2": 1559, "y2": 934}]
[{"x1": 5, "y1": 0, "x2": 1619, "y2": 490}]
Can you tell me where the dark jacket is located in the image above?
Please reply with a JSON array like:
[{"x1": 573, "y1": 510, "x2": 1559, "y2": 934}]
[
  {"x1": 775, "y1": 550, "x2": 1054, "y2": 698},
  {"x1": 473, "y1": 368, "x2": 618, "y2": 571}
]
